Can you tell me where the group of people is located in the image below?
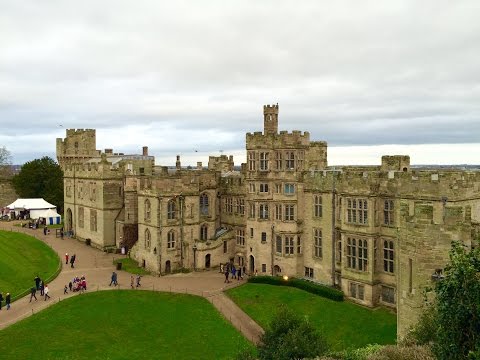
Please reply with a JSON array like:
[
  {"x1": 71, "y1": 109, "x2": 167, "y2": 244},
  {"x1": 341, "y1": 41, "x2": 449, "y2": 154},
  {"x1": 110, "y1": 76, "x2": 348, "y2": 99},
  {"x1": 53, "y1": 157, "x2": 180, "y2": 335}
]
[
  {"x1": 130, "y1": 274, "x2": 142, "y2": 288},
  {"x1": 30, "y1": 275, "x2": 50, "y2": 302},
  {"x1": 0, "y1": 292, "x2": 11, "y2": 310},
  {"x1": 67, "y1": 275, "x2": 87, "y2": 293},
  {"x1": 65, "y1": 253, "x2": 76, "y2": 268},
  {"x1": 222, "y1": 263, "x2": 246, "y2": 283}
]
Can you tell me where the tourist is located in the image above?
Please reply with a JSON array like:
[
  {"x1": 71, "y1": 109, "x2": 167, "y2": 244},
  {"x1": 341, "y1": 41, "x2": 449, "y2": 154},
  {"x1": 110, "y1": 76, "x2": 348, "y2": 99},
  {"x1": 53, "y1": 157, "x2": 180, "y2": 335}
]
[
  {"x1": 65, "y1": 253, "x2": 69, "y2": 265},
  {"x1": 44, "y1": 284, "x2": 51, "y2": 300},
  {"x1": 39, "y1": 279, "x2": 44, "y2": 296},
  {"x1": 70, "y1": 254, "x2": 76, "y2": 268},
  {"x1": 237, "y1": 267, "x2": 242, "y2": 280},
  {"x1": 231, "y1": 265, "x2": 237, "y2": 280},
  {"x1": 130, "y1": 275, "x2": 134, "y2": 289},
  {"x1": 109, "y1": 271, "x2": 118, "y2": 286},
  {"x1": 0, "y1": 292, "x2": 3, "y2": 310},
  {"x1": 43, "y1": 225, "x2": 48, "y2": 236},
  {"x1": 64, "y1": 285, "x2": 68, "y2": 294},
  {"x1": 6, "y1": 293, "x2": 11, "y2": 310},
  {"x1": 136, "y1": 275, "x2": 141, "y2": 288},
  {"x1": 34, "y1": 275, "x2": 40, "y2": 290},
  {"x1": 224, "y1": 265, "x2": 230, "y2": 283},
  {"x1": 60, "y1": 227, "x2": 64, "y2": 239},
  {"x1": 68, "y1": 281, "x2": 73, "y2": 292},
  {"x1": 29, "y1": 286, "x2": 37, "y2": 302}
]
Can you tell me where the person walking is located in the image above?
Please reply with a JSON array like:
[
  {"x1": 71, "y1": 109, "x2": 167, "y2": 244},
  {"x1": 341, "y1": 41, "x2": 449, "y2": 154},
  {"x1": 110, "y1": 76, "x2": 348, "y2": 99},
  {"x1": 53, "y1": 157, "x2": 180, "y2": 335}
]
[
  {"x1": 34, "y1": 275, "x2": 40, "y2": 290},
  {"x1": 109, "y1": 272, "x2": 118, "y2": 286},
  {"x1": 224, "y1": 264, "x2": 230, "y2": 283},
  {"x1": 65, "y1": 253, "x2": 69, "y2": 265},
  {"x1": 43, "y1": 225, "x2": 48, "y2": 236},
  {"x1": 29, "y1": 287, "x2": 37, "y2": 302},
  {"x1": 0, "y1": 292, "x2": 3, "y2": 310},
  {"x1": 231, "y1": 265, "x2": 237, "y2": 280},
  {"x1": 39, "y1": 280, "x2": 44, "y2": 296},
  {"x1": 64, "y1": 285, "x2": 68, "y2": 294},
  {"x1": 6, "y1": 293, "x2": 11, "y2": 310},
  {"x1": 68, "y1": 281, "x2": 73, "y2": 292},
  {"x1": 136, "y1": 275, "x2": 141, "y2": 288},
  {"x1": 237, "y1": 267, "x2": 242, "y2": 280},
  {"x1": 70, "y1": 254, "x2": 76, "y2": 268},
  {"x1": 130, "y1": 275, "x2": 134, "y2": 289},
  {"x1": 44, "y1": 284, "x2": 51, "y2": 300},
  {"x1": 60, "y1": 227, "x2": 64, "y2": 239}
]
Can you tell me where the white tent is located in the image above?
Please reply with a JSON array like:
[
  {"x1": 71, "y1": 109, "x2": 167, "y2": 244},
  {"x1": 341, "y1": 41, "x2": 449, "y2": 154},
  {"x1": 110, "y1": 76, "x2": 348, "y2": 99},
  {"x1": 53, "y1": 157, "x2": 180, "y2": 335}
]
[
  {"x1": 7, "y1": 198, "x2": 57, "y2": 220},
  {"x1": 37, "y1": 208, "x2": 62, "y2": 225}
]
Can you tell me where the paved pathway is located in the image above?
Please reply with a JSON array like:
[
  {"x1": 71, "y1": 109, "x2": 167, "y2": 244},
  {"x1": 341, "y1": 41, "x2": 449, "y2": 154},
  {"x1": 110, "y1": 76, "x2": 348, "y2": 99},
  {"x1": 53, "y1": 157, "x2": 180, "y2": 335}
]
[{"x1": 0, "y1": 221, "x2": 264, "y2": 343}]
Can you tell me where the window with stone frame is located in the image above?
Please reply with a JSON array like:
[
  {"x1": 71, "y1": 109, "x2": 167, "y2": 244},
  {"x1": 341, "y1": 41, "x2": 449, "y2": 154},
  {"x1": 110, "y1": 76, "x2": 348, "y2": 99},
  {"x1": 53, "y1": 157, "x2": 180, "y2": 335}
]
[
  {"x1": 236, "y1": 198, "x2": 245, "y2": 215},
  {"x1": 259, "y1": 183, "x2": 269, "y2": 193},
  {"x1": 259, "y1": 204, "x2": 269, "y2": 220},
  {"x1": 259, "y1": 152, "x2": 269, "y2": 171},
  {"x1": 78, "y1": 207, "x2": 84, "y2": 228},
  {"x1": 284, "y1": 183, "x2": 295, "y2": 195},
  {"x1": 261, "y1": 232, "x2": 267, "y2": 243},
  {"x1": 381, "y1": 286, "x2": 395, "y2": 304},
  {"x1": 346, "y1": 237, "x2": 368, "y2": 272},
  {"x1": 66, "y1": 182, "x2": 72, "y2": 197},
  {"x1": 249, "y1": 202, "x2": 256, "y2": 218},
  {"x1": 275, "y1": 151, "x2": 283, "y2": 170},
  {"x1": 275, "y1": 204, "x2": 282, "y2": 220},
  {"x1": 383, "y1": 200, "x2": 394, "y2": 226},
  {"x1": 305, "y1": 267, "x2": 314, "y2": 278},
  {"x1": 248, "y1": 151, "x2": 256, "y2": 171},
  {"x1": 314, "y1": 195, "x2": 322, "y2": 218},
  {"x1": 200, "y1": 193, "x2": 209, "y2": 216},
  {"x1": 167, "y1": 199, "x2": 176, "y2": 220},
  {"x1": 314, "y1": 228, "x2": 322, "y2": 258},
  {"x1": 297, "y1": 236, "x2": 302, "y2": 254},
  {"x1": 262, "y1": 264, "x2": 267, "y2": 273},
  {"x1": 284, "y1": 204, "x2": 295, "y2": 221},
  {"x1": 226, "y1": 197, "x2": 233, "y2": 214},
  {"x1": 144, "y1": 199, "x2": 151, "y2": 221},
  {"x1": 349, "y1": 282, "x2": 365, "y2": 300},
  {"x1": 90, "y1": 182, "x2": 96, "y2": 201},
  {"x1": 249, "y1": 183, "x2": 256, "y2": 193},
  {"x1": 275, "y1": 183, "x2": 282, "y2": 193},
  {"x1": 236, "y1": 229, "x2": 245, "y2": 246},
  {"x1": 145, "y1": 228, "x2": 151, "y2": 250},
  {"x1": 200, "y1": 224, "x2": 208, "y2": 241},
  {"x1": 275, "y1": 235, "x2": 282, "y2": 254},
  {"x1": 383, "y1": 240, "x2": 394, "y2": 273},
  {"x1": 167, "y1": 230, "x2": 175, "y2": 249},
  {"x1": 346, "y1": 198, "x2": 368, "y2": 225},
  {"x1": 285, "y1": 151, "x2": 295, "y2": 170},
  {"x1": 90, "y1": 209, "x2": 97, "y2": 232},
  {"x1": 297, "y1": 150, "x2": 304, "y2": 171},
  {"x1": 284, "y1": 235, "x2": 294, "y2": 255}
]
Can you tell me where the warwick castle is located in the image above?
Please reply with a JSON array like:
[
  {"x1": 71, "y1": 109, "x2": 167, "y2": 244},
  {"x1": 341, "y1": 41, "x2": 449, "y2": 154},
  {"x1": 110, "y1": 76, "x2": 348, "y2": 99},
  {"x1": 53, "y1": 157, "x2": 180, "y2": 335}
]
[{"x1": 56, "y1": 104, "x2": 480, "y2": 338}]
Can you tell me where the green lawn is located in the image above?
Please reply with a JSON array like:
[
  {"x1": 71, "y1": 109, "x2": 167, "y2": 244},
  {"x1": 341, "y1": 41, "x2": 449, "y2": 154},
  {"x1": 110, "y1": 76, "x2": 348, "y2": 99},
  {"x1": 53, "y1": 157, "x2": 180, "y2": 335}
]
[
  {"x1": 226, "y1": 283, "x2": 397, "y2": 351},
  {"x1": 0, "y1": 230, "x2": 60, "y2": 300},
  {"x1": 0, "y1": 291, "x2": 254, "y2": 360},
  {"x1": 114, "y1": 257, "x2": 151, "y2": 275}
]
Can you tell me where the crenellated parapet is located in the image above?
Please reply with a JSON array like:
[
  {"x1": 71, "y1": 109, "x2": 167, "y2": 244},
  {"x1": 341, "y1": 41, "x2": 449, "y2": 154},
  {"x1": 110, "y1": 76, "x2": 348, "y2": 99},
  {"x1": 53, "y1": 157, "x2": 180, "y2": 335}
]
[{"x1": 246, "y1": 130, "x2": 311, "y2": 149}]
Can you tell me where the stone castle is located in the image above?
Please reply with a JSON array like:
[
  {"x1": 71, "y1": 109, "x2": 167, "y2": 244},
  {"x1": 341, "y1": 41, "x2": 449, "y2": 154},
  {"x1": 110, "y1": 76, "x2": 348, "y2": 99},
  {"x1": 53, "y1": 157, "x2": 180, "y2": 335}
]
[{"x1": 56, "y1": 104, "x2": 480, "y2": 338}]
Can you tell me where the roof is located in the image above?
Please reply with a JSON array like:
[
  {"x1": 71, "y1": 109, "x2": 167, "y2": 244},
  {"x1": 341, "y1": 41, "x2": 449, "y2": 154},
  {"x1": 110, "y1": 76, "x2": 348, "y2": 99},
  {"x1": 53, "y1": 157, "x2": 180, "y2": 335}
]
[
  {"x1": 7, "y1": 198, "x2": 56, "y2": 210},
  {"x1": 35, "y1": 208, "x2": 61, "y2": 219}
]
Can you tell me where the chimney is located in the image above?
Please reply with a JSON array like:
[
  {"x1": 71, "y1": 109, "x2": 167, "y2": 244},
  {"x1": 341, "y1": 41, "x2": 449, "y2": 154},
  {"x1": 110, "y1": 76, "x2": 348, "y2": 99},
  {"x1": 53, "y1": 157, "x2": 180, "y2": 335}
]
[
  {"x1": 197, "y1": 161, "x2": 202, "y2": 170},
  {"x1": 142, "y1": 146, "x2": 148, "y2": 156},
  {"x1": 176, "y1": 155, "x2": 181, "y2": 170}
]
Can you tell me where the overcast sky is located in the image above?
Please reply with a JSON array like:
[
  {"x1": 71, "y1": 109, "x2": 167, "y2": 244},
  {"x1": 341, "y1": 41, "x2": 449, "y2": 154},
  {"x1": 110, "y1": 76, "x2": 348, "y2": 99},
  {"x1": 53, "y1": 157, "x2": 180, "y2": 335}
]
[{"x1": 1, "y1": 1, "x2": 479, "y2": 166}]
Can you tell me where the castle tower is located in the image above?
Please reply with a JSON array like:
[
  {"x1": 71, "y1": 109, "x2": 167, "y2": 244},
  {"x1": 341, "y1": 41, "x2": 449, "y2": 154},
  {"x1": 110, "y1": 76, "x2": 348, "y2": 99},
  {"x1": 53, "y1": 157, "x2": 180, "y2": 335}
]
[
  {"x1": 56, "y1": 129, "x2": 99, "y2": 169},
  {"x1": 263, "y1": 104, "x2": 279, "y2": 135}
]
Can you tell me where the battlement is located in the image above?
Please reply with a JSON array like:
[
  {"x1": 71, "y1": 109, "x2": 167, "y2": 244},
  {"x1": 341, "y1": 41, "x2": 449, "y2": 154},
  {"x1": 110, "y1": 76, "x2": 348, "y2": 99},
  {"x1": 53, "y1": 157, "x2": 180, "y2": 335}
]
[
  {"x1": 263, "y1": 104, "x2": 279, "y2": 112},
  {"x1": 65, "y1": 129, "x2": 96, "y2": 136},
  {"x1": 246, "y1": 130, "x2": 311, "y2": 148},
  {"x1": 208, "y1": 155, "x2": 234, "y2": 172}
]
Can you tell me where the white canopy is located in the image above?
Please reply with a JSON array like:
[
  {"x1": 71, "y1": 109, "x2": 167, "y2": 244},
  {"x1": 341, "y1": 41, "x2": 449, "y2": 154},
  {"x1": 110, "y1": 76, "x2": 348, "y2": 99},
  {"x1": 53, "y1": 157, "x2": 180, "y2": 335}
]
[
  {"x1": 36, "y1": 208, "x2": 62, "y2": 224},
  {"x1": 7, "y1": 198, "x2": 56, "y2": 210}
]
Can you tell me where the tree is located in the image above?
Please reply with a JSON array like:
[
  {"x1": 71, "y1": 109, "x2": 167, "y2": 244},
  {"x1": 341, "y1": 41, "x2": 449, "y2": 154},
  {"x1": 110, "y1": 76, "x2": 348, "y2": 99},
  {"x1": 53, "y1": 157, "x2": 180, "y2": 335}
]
[
  {"x1": 257, "y1": 305, "x2": 329, "y2": 360},
  {"x1": 409, "y1": 241, "x2": 480, "y2": 360},
  {"x1": 0, "y1": 146, "x2": 12, "y2": 177},
  {"x1": 12, "y1": 156, "x2": 64, "y2": 213}
]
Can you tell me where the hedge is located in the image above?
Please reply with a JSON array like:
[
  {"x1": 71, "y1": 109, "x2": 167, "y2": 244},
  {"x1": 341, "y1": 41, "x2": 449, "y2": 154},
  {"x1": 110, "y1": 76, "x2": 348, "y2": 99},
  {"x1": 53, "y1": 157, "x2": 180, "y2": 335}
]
[{"x1": 248, "y1": 276, "x2": 344, "y2": 301}]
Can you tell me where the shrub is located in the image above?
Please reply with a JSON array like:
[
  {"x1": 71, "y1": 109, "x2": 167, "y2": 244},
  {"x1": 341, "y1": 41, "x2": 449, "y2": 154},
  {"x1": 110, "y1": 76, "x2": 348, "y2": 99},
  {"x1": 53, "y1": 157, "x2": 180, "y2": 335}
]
[
  {"x1": 367, "y1": 345, "x2": 434, "y2": 360},
  {"x1": 248, "y1": 276, "x2": 344, "y2": 301}
]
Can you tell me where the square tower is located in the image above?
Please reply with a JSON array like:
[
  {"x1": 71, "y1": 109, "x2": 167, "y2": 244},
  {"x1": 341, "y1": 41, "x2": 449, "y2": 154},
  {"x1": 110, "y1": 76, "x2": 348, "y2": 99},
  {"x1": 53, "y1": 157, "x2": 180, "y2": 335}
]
[{"x1": 264, "y1": 104, "x2": 279, "y2": 135}]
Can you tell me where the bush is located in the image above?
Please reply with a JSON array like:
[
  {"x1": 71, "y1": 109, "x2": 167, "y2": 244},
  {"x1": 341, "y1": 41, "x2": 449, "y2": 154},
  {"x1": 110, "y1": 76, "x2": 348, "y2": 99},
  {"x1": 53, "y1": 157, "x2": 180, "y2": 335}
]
[
  {"x1": 367, "y1": 345, "x2": 434, "y2": 360},
  {"x1": 248, "y1": 276, "x2": 344, "y2": 301}
]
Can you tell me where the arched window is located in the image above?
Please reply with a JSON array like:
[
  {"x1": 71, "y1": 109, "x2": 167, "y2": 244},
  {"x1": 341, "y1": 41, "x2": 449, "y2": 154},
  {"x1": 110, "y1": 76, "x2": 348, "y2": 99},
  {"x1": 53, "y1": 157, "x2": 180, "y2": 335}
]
[
  {"x1": 145, "y1": 228, "x2": 151, "y2": 250},
  {"x1": 200, "y1": 193, "x2": 209, "y2": 216},
  {"x1": 167, "y1": 230, "x2": 175, "y2": 249},
  {"x1": 144, "y1": 199, "x2": 151, "y2": 221},
  {"x1": 167, "y1": 199, "x2": 176, "y2": 220},
  {"x1": 200, "y1": 224, "x2": 208, "y2": 240}
]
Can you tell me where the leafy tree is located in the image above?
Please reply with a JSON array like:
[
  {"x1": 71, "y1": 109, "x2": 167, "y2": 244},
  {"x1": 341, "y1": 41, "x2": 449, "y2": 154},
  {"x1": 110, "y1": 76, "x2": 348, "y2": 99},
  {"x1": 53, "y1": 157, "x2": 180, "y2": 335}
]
[
  {"x1": 12, "y1": 156, "x2": 64, "y2": 213},
  {"x1": 0, "y1": 145, "x2": 12, "y2": 177},
  {"x1": 258, "y1": 305, "x2": 329, "y2": 360}
]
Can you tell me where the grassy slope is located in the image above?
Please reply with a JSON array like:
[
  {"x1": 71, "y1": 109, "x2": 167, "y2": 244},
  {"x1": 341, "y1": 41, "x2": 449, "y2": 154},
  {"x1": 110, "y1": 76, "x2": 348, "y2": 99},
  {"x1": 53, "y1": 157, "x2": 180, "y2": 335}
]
[
  {"x1": 226, "y1": 283, "x2": 397, "y2": 351},
  {"x1": 0, "y1": 230, "x2": 59, "y2": 298},
  {"x1": 0, "y1": 291, "x2": 253, "y2": 360}
]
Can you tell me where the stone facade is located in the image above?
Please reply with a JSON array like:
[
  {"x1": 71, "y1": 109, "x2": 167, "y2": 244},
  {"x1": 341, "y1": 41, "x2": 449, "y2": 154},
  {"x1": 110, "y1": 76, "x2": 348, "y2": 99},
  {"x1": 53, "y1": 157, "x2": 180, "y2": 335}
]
[{"x1": 57, "y1": 105, "x2": 480, "y2": 339}]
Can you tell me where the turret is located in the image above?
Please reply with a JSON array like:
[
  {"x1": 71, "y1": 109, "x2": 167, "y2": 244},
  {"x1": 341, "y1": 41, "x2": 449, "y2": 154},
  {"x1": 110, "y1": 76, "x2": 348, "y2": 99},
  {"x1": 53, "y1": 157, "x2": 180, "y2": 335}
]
[{"x1": 263, "y1": 104, "x2": 279, "y2": 135}]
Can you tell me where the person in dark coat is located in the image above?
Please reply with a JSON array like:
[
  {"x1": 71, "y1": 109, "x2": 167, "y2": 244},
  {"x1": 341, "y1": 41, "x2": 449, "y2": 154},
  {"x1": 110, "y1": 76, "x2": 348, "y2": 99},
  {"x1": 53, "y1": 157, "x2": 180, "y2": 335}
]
[
  {"x1": 34, "y1": 275, "x2": 40, "y2": 290},
  {"x1": 70, "y1": 254, "x2": 76, "y2": 268},
  {"x1": 6, "y1": 293, "x2": 11, "y2": 310},
  {"x1": 0, "y1": 292, "x2": 3, "y2": 310},
  {"x1": 29, "y1": 287, "x2": 37, "y2": 302}
]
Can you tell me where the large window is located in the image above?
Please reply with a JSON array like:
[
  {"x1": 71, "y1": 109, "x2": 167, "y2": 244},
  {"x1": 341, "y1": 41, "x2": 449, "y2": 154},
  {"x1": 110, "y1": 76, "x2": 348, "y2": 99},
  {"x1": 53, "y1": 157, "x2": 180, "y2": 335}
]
[
  {"x1": 248, "y1": 151, "x2": 256, "y2": 171},
  {"x1": 284, "y1": 204, "x2": 295, "y2": 221},
  {"x1": 145, "y1": 229, "x2": 151, "y2": 250},
  {"x1": 346, "y1": 237, "x2": 368, "y2": 272},
  {"x1": 285, "y1": 151, "x2": 295, "y2": 170},
  {"x1": 259, "y1": 183, "x2": 269, "y2": 193},
  {"x1": 349, "y1": 282, "x2": 365, "y2": 300},
  {"x1": 90, "y1": 209, "x2": 97, "y2": 232},
  {"x1": 200, "y1": 193, "x2": 209, "y2": 216},
  {"x1": 259, "y1": 204, "x2": 269, "y2": 220},
  {"x1": 314, "y1": 228, "x2": 322, "y2": 258},
  {"x1": 236, "y1": 198, "x2": 245, "y2": 215},
  {"x1": 167, "y1": 199, "x2": 176, "y2": 220},
  {"x1": 284, "y1": 236, "x2": 294, "y2": 255},
  {"x1": 249, "y1": 203, "x2": 256, "y2": 218},
  {"x1": 78, "y1": 207, "x2": 84, "y2": 228},
  {"x1": 305, "y1": 267, "x2": 314, "y2": 278},
  {"x1": 384, "y1": 200, "x2": 394, "y2": 226},
  {"x1": 200, "y1": 224, "x2": 208, "y2": 241},
  {"x1": 275, "y1": 204, "x2": 282, "y2": 220},
  {"x1": 224, "y1": 197, "x2": 233, "y2": 214},
  {"x1": 236, "y1": 229, "x2": 245, "y2": 246},
  {"x1": 346, "y1": 198, "x2": 368, "y2": 225},
  {"x1": 314, "y1": 195, "x2": 322, "y2": 218},
  {"x1": 383, "y1": 240, "x2": 394, "y2": 273},
  {"x1": 144, "y1": 199, "x2": 151, "y2": 221},
  {"x1": 259, "y1": 152, "x2": 269, "y2": 171},
  {"x1": 381, "y1": 286, "x2": 395, "y2": 304},
  {"x1": 275, "y1": 151, "x2": 283, "y2": 170},
  {"x1": 167, "y1": 230, "x2": 175, "y2": 249},
  {"x1": 284, "y1": 183, "x2": 295, "y2": 195},
  {"x1": 276, "y1": 235, "x2": 282, "y2": 254}
]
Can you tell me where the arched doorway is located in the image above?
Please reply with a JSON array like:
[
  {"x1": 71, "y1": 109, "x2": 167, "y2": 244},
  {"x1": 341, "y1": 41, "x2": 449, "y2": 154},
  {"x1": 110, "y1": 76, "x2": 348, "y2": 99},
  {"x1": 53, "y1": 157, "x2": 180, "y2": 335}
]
[
  {"x1": 165, "y1": 260, "x2": 171, "y2": 274},
  {"x1": 66, "y1": 208, "x2": 73, "y2": 232},
  {"x1": 273, "y1": 265, "x2": 281, "y2": 275},
  {"x1": 249, "y1": 255, "x2": 255, "y2": 274},
  {"x1": 205, "y1": 254, "x2": 211, "y2": 268}
]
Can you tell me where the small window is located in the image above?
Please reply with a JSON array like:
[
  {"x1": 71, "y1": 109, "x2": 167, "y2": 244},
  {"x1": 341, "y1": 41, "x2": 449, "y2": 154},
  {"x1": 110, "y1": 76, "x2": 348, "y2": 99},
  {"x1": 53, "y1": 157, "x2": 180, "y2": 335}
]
[
  {"x1": 261, "y1": 264, "x2": 267, "y2": 273},
  {"x1": 250, "y1": 228, "x2": 254, "y2": 237},
  {"x1": 261, "y1": 232, "x2": 267, "y2": 243},
  {"x1": 259, "y1": 183, "x2": 269, "y2": 193},
  {"x1": 304, "y1": 267, "x2": 314, "y2": 278},
  {"x1": 284, "y1": 183, "x2": 295, "y2": 194},
  {"x1": 381, "y1": 286, "x2": 395, "y2": 304}
]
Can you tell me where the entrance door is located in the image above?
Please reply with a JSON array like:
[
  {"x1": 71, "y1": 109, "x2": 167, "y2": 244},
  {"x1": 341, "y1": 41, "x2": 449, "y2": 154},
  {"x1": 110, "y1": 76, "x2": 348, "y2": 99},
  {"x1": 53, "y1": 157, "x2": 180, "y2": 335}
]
[
  {"x1": 165, "y1": 260, "x2": 171, "y2": 274},
  {"x1": 205, "y1": 254, "x2": 211, "y2": 268},
  {"x1": 249, "y1": 255, "x2": 255, "y2": 274},
  {"x1": 273, "y1": 265, "x2": 281, "y2": 275}
]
